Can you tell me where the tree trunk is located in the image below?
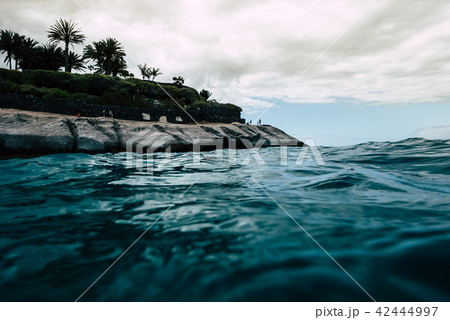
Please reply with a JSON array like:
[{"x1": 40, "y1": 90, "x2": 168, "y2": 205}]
[
  {"x1": 64, "y1": 42, "x2": 69, "y2": 73},
  {"x1": 106, "y1": 58, "x2": 111, "y2": 76}
]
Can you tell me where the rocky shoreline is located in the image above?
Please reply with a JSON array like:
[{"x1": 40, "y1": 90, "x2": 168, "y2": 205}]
[{"x1": 0, "y1": 109, "x2": 304, "y2": 157}]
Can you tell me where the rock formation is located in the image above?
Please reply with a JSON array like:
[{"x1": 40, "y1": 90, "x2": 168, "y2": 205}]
[{"x1": 0, "y1": 109, "x2": 304, "y2": 157}]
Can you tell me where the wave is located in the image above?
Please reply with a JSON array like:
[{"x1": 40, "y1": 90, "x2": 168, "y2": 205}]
[{"x1": 0, "y1": 137, "x2": 450, "y2": 301}]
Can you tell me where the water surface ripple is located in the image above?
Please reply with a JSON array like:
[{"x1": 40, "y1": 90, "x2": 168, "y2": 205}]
[{"x1": 0, "y1": 138, "x2": 449, "y2": 301}]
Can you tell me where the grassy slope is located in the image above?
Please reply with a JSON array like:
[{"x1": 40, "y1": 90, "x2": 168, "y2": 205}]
[{"x1": 0, "y1": 68, "x2": 241, "y2": 111}]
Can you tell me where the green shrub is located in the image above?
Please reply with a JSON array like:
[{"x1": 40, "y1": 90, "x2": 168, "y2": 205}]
[
  {"x1": 189, "y1": 100, "x2": 242, "y2": 111},
  {"x1": 0, "y1": 67, "x2": 241, "y2": 113},
  {"x1": 189, "y1": 100, "x2": 209, "y2": 109},
  {"x1": 21, "y1": 70, "x2": 72, "y2": 89},
  {"x1": 0, "y1": 68, "x2": 21, "y2": 83},
  {"x1": 214, "y1": 102, "x2": 242, "y2": 111},
  {"x1": 17, "y1": 84, "x2": 41, "y2": 96},
  {"x1": 177, "y1": 87, "x2": 200, "y2": 104},
  {"x1": 41, "y1": 88, "x2": 71, "y2": 99},
  {"x1": 0, "y1": 79, "x2": 18, "y2": 93}
]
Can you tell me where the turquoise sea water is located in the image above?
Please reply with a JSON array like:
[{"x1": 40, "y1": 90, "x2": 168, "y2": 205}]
[{"x1": 0, "y1": 138, "x2": 449, "y2": 301}]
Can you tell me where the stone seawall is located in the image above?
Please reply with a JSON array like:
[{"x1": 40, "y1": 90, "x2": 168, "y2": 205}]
[{"x1": 0, "y1": 93, "x2": 245, "y2": 124}]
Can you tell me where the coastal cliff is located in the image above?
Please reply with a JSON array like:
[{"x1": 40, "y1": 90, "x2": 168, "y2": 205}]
[{"x1": 0, "y1": 109, "x2": 304, "y2": 157}]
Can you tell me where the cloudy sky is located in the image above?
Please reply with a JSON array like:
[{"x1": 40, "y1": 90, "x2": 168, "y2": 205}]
[{"x1": 1, "y1": 0, "x2": 450, "y2": 145}]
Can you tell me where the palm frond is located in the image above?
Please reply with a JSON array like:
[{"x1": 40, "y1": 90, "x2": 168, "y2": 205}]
[{"x1": 47, "y1": 18, "x2": 86, "y2": 45}]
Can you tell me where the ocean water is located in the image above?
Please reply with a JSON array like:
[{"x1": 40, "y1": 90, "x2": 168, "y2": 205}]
[{"x1": 0, "y1": 138, "x2": 449, "y2": 302}]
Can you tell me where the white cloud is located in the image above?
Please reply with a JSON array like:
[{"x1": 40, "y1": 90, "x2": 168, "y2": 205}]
[
  {"x1": 415, "y1": 125, "x2": 450, "y2": 140},
  {"x1": 1, "y1": 0, "x2": 450, "y2": 111}
]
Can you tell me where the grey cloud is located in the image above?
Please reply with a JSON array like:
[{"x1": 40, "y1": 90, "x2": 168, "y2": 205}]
[
  {"x1": 1, "y1": 0, "x2": 450, "y2": 109},
  {"x1": 329, "y1": 0, "x2": 449, "y2": 57},
  {"x1": 212, "y1": 0, "x2": 271, "y2": 15}
]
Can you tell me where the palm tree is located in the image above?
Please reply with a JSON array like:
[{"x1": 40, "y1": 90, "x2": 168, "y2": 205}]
[
  {"x1": 83, "y1": 38, "x2": 127, "y2": 76},
  {"x1": 47, "y1": 18, "x2": 86, "y2": 72},
  {"x1": 149, "y1": 67, "x2": 162, "y2": 81},
  {"x1": 40, "y1": 43, "x2": 65, "y2": 71},
  {"x1": 111, "y1": 56, "x2": 128, "y2": 77},
  {"x1": 16, "y1": 37, "x2": 39, "y2": 70},
  {"x1": 83, "y1": 41, "x2": 104, "y2": 73},
  {"x1": 199, "y1": 89, "x2": 212, "y2": 101},
  {"x1": 21, "y1": 43, "x2": 64, "y2": 71},
  {"x1": 138, "y1": 63, "x2": 150, "y2": 80},
  {"x1": 0, "y1": 31, "x2": 35, "y2": 70},
  {"x1": 68, "y1": 51, "x2": 85, "y2": 73},
  {"x1": 117, "y1": 70, "x2": 133, "y2": 79},
  {"x1": 0, "y1": 30, "x2": 15, "y2": 69},
  {"x1": 173, "y1": 76, "x2": 185, "y2": 87},
  {"x1": 103, "y1": 38, "x2": 127, "y2": 76},
  {"x1": 11, "y1": 32, "x2": 25, "y2": 70}
]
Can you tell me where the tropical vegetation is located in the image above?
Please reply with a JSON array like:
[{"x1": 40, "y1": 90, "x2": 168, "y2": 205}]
[
  {"x1": 67, "y1": 51, "x2": 85, "y2": 73},
  {"x1": 199, "y1": 89, "x2": 212, "y2": 101},
  {"x1": 83, "y1": 38, "x2": 127, "y2": 77},
  {"x1": 172, "y1": 76, "x2": 185, "y2": 87},
  {"x1": 0, "y1": 30, "x2": 40, "y2": 70},
  {"x1": 0, "y1": 20, "x2": 182, "y2": 84},
  {"x1": 0, "y1": 68, "x2": 241, "y2": 112},
  {"x1": 138, "y1": 63, "x2": 151, "y2": 80},
  {"x1": 47, "y1": 18, "x2": 86, "y2": 72},
  {"x1": 138, "y1": 63, "x2": 162, "y2": 81},
  {"x1": 0, "y1": 30, "x2": 14, "y2": 69},
  {"x1": 0, "y1": 18, "x2": 231, "y2": 114},
  {"x1": 149, "y1": 67, "x2": 162, "y2": 81},
  {"x1": 0, "y1": 20, "x2": 129, "y2": 77}
]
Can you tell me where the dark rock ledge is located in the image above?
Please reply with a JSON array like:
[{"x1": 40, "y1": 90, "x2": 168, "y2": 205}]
[{"x1": 0, "y1": 109, "x2": 304, "y2": 157}]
